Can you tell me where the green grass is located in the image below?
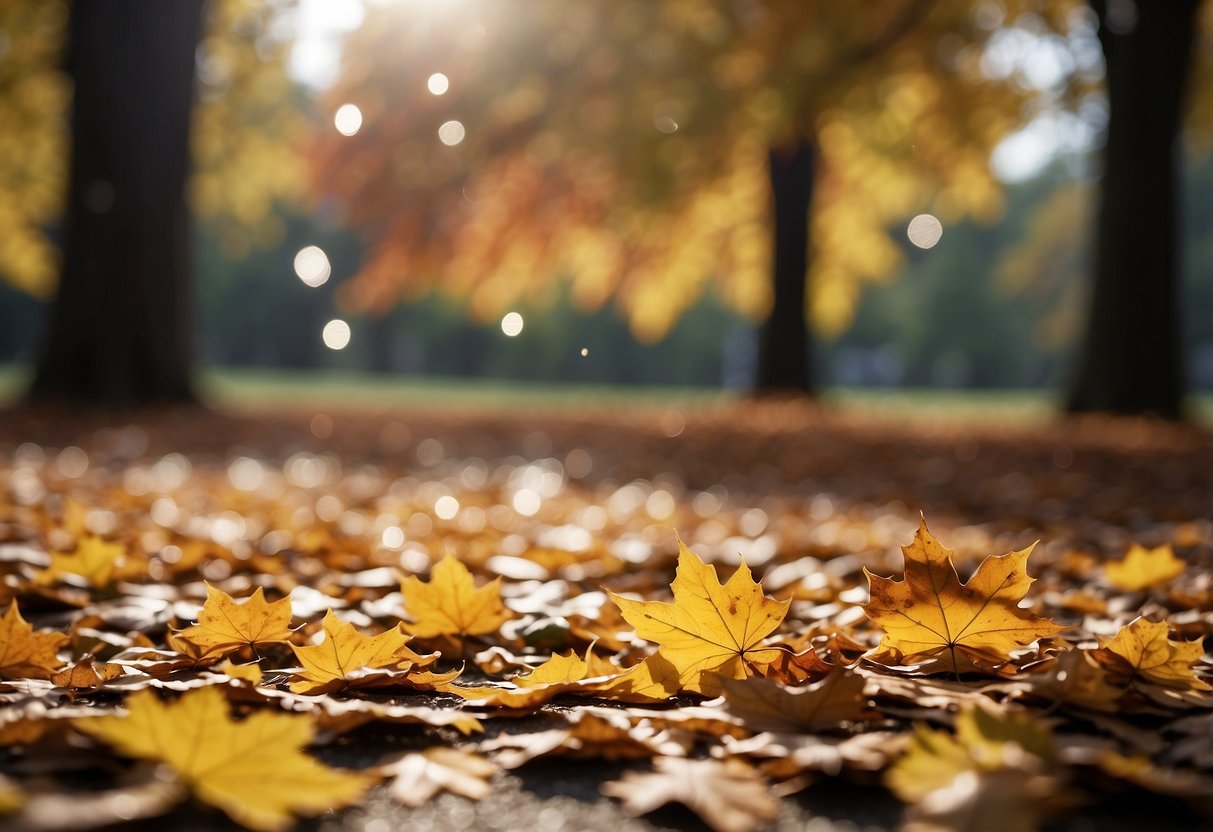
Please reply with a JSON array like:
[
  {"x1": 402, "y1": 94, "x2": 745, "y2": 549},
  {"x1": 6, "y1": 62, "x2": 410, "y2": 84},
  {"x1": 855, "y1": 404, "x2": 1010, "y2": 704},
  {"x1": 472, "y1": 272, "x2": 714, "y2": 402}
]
[{"x1": 3, "y1": 363, "x2": 1209, "y2": 424}]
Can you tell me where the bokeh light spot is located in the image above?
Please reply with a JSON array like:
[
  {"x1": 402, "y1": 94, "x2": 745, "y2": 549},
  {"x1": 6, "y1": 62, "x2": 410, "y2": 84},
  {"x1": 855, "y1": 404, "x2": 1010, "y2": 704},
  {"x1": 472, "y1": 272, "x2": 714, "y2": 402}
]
[
  {"x1": 438, "y1": 120, "x2": 466, "y2": 146},
  {"x1": 334, "y1": 103, "x2": 363, "y2": 136},
  {"x1": 501, "y1": 312, "x2": 524, "y2": 337},
  {"x1": 907, "y1": 214, "x2": 944, "y2": 249},
  {"x1": 322, "y1": 319, "x2": 351, "y2": 350},
  {"x1": 654, "y1": 116, "x2": 679, "y2": 134},
  {"x1": 580, "y1": 347, "x2": 589, "y2": 357},
  {"x1": 434, "y1": 495, "x2": 460, "y2": 520},
  {"x1": 427, "y1": 73, "x2": 449, "y2": 95},
  {"x1": 293, "y1": 245, "x2": 331, "y2": 287}
]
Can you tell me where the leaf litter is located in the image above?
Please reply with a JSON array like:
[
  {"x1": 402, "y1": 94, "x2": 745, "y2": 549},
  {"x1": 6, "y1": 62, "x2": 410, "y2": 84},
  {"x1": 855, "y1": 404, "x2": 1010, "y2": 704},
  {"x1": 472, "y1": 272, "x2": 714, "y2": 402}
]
[{"x1": 1, "y1": 403, "x2": 1212, "y2": 831}]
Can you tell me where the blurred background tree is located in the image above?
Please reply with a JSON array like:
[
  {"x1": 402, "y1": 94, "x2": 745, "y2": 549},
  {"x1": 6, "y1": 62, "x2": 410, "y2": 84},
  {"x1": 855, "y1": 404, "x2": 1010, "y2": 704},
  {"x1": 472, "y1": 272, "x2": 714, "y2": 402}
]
[
  {"x1": 0, "y1": 0, "x2": 1211, "y2": 413},
  {"x1": 316, "y1": 0, "x2": 1072, "y2": 395},
  {"x1": 0, "y1": 0, "x2": 304, "y2": 405}
]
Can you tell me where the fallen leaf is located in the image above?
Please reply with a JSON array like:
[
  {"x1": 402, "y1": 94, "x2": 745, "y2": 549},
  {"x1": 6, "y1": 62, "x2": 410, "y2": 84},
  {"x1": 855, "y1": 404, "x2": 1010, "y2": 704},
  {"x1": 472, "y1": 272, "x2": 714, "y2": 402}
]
[
  {"x1": 401, "y1": 556, "x2": 512, "y2": 639},
  {"x1": 609, "y1": 541, "x2": 789, "y2": 694},
  {"x1": 1105, "y1": 543, "x2": 1185, "y2": 592},
  {"x1": 76, "y1": 686, "x2": 373, "y2": 831},
  {"x1": 1092, "y1": 617, "x2": 1212, "y2": 691},
  {"x1": 0, "y1": 603, "x2": 67, "y2": 681},
  {"x1": 888, "y1": 703, "x2": 1062, "y2": 832},
  {"x1": 170, "y1": 584, "x2": 294, "y2": 660},
  {"x1": 40, "y1": 536, "x2": 132, "y2": 587},
  {"x1": 1004, "y1": 649, "x2": 1123, "y2": 713},
  {"x1": 289, "y1": 609, "x2": 444, "y2": 694},
  {"x1": 379, "y1": 747, "x2": 496, "y2": 807},
  {"x1": 864, "y1": 519, "x2": 1062, "y2": 675},
  {"x1": 720, "y1": 668, "x2": 873, "y2": 734},
  {"x1": 602, "y1": 756, "x2": 777, "y2": 832},
  {"x1": 215, "y1": 659, "x2": 263, "y2": 686},
  {"x1": 450, "y1": 646, "x2": 622, "y2": 707},
  {"x1": 51, "y1": 655, "x2": 123, "y2": 690}
]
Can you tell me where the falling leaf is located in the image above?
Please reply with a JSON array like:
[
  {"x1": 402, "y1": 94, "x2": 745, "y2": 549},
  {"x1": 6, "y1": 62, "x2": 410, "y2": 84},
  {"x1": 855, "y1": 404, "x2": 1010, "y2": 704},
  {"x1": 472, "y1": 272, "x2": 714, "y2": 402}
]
[
  {"x1": 864, "y1": 519, "x2": 1062, "y2": 674},
  {"x1": 1105, "y1": 543, "x2": 1185, "y2": 591},
  {"x1": 601, "y1": 756, "x2": 778, "y2": 832},
  {"x1": 289, "y1": 609, "x2": 444, "y2": 694},
  {"x1": 41, "y1": 536, "x2": 132, "y2": 587},
  {"x1": 76, "y1": 686, "x2": 373, "y2": 831},
  {"x1": 51, "y1": 655, "x2": 123, "y2": 689},
  {"x1": 0, "y1": 603, "x2": 66, "y2": 681},
  {"x1": 1092, "y1": 617, "x2": 1212, "y2": 691},
  {"x1": 170, "y1": 584, "x2": 294, "y2": 660},
  {"x1": 609, "y1": 541, "x2": 789, "y2": 694},
  {"x1": 720, "y1": 667, "x2": 873, "y2": 734},
  {"x1": 400, "y1": 556, "x2": 512, "y2": 639},
  {"x1": 379, "y1": 747, "x2": 496, "y2": 807}
]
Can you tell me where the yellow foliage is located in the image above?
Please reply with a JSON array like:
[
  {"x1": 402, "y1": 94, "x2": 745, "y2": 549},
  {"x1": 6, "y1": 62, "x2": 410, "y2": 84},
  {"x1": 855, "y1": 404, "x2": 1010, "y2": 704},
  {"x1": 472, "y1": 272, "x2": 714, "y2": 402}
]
[{"x1": 77, "y1": 687, "x2": 373, "y2": 831}]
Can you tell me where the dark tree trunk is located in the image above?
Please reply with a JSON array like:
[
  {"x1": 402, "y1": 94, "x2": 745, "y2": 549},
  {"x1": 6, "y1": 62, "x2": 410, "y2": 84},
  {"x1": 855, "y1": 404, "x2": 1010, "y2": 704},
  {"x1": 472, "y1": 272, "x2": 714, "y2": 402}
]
[
  {"x1": 754, "y1": 139, "x2": 816, "y2": 395},
  {"x1": 30, "y1": 0, "x2": 205, "y2": 406},
  {"x1": 1066, "y1": 0, "x2": 1199, "y2": 419}
]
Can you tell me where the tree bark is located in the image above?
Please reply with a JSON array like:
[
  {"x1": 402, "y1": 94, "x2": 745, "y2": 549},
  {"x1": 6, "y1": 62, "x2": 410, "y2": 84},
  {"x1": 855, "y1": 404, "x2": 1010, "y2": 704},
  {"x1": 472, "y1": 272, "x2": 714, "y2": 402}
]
[
  {"x1": 1066, "y1": 0, "x2": 1199, "y2": 418},
  {"x1": 30, "y1": 0, "x2": 205, "y2": 406},
  {"x1": 754, "y1": 139, "x2": 816, "y2": 395}
]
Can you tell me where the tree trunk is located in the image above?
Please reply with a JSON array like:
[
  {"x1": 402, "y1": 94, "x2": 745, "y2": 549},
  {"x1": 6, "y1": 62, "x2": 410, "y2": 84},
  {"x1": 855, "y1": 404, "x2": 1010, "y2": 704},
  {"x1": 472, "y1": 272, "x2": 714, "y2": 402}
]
[
  {"x1": 754, "y1": 139, "x2": 816, "y2": 395},
  {"x1": 1066, "y1": 0, "x2": 1199, "y2": 419},
  {"x1": 30, "y1": 0, "x2": 205, "y2": 406}
]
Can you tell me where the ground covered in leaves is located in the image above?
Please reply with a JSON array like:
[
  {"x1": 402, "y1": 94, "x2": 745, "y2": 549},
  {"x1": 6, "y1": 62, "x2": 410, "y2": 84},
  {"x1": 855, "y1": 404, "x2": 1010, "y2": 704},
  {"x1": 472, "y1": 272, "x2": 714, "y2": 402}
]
[{"x1": 2, "y1": 399, "x2": 1213, "y2": 832}]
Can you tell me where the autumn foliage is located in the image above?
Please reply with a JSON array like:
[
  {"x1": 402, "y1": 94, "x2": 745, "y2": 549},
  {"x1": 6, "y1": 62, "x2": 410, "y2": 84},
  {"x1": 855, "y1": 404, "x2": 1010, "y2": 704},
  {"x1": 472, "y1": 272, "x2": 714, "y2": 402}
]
[{"x1": 2, "y1": 418, "x2": 1212, "y2": 832}]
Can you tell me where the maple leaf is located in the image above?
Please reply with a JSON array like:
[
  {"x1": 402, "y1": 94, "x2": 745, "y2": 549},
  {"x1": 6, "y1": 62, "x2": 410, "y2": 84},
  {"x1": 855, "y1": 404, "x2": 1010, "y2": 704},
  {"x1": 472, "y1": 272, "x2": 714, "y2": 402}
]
[
  {"x1": 601, "y1": 756, "x2": 778, "y2": 832},
  {"x1": 76, "y1": 686, "x2": 373, "y2": 831},
  {"x1": 450, "y1": 646, "x2": 622, "y2": 707},
  {"x1": 40, "y1": 535, "x2": 132, "y2": 587},
  {"x1": 608, "y1": 541, "x2": 789, "y2": 694},
  {"x1": 720, "y1": 667, "x2": 873, "y2": 734},
  {"x1": 289, "y1": 609, "x2": 447, "y2": 695},
  {"x1": 215, "y1": 659, "x2": 263, "y2": 686},
  {"x1": 170, "y1": 584, "x2": 294, "y2": 660},
  {"x1": 1092, "y1": 617, "x2": 1212, "y2": 691},
  {"x1": 0, "y1": 602, "x2": 66, "y2": 681},
  {"x1": 379, "y1": 747, "x2": 496, "y2": 807},
  {"x1": 888, "y1": 704, "x2": 1060, "y2": 832},
  {"x1": 400, "y1": 556, "x2": 512, "y2": 639},
  {"x1": 864, "y1": 520, "x2": 1062, "y2": 674},
  {"x1": 1104, "y1": 543, "x2": 1184, "y2": 591},
  {"x1": 51, "y1": 655, "x2": 123, "y2": 689}
]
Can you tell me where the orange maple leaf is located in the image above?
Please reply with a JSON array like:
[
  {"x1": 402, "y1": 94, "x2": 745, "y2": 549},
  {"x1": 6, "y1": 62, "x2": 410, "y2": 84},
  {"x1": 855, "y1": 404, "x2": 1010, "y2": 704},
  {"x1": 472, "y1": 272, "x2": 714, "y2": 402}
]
[
  {"x1": 864, "y1": 520, "x2": 1062, "y2": 674},
  {"x1": 0, "y1": 602, "x2": 66, "y2": 681}
]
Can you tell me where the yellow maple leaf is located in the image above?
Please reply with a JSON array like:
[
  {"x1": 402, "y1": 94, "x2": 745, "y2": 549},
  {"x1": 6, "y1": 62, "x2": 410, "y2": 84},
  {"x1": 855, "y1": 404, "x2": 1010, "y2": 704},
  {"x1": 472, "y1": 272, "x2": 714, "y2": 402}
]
[
  {"x1": 1104, "y1": 544, "x2": 1184, "y2": 592},
  {"x1": 888, "y1": 702, "x2": 1056, "y2": 801},
  {"x1": 41, "y1": 535, "x2": 133, "y2": 587},
  {"x1": 171, "y1": 584, "x2": 294, "y2": 659},
  {"x1": 289, "y1": 609, "x2": 447, "y2": 695},
  {"x1": 450, "y1": 646, "x2": 622, "y2": 707},
  {"x1": 1093, "y1": 617, "x2": 1211, "y2": 691},
  {"x1": 864, "y1": 520, "x2": 1062, "y2": 674},
  {"x1": 0, "y1": 602, "x2": 66, "y2": 681},
  {"x1": 77, "y1": 687, "x2": 372, "y2": 830},
  {"x1": 215, "y1": 659, "x2": 263, "y2": 686},
  {"x1": 400, "y1": 556, "x2": 512, "y2": 639},
  {"x1": 608, "y1": 541, "x2": 789, "y2": 695}
]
